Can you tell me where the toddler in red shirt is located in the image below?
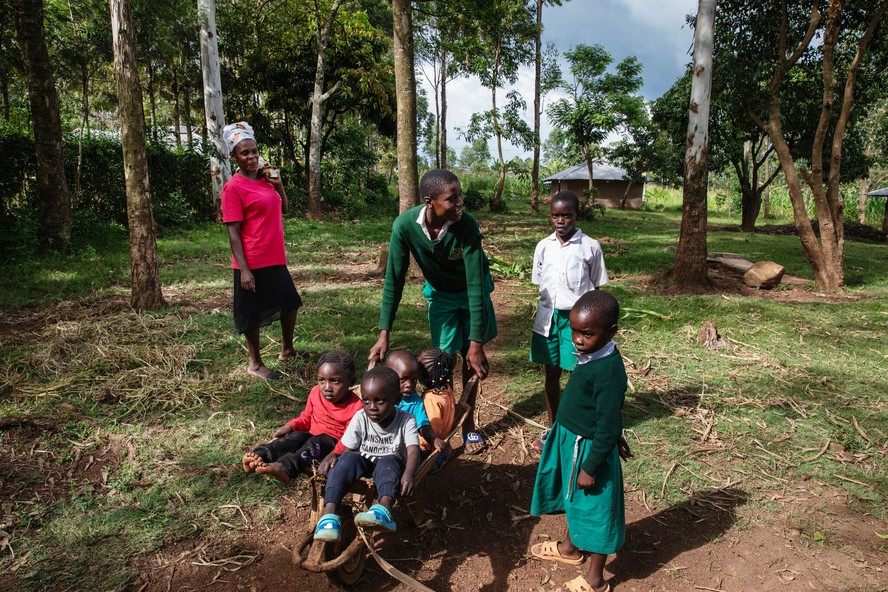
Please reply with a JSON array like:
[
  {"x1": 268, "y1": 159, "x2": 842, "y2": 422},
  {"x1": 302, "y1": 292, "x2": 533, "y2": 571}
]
[{"x1": 242, "y1": 350, "x2": 362, "y2": 484}]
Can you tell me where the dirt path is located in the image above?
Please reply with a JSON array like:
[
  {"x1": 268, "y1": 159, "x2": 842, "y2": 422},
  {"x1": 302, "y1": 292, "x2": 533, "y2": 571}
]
[{"x1": 130, "y1": 278, "x2": 887, "y2": 592}]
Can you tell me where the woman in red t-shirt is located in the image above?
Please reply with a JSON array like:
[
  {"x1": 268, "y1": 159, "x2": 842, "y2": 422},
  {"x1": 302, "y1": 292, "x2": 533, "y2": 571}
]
[{"x1": 221, "y1": 122, "x2": 303, "y2": 380}]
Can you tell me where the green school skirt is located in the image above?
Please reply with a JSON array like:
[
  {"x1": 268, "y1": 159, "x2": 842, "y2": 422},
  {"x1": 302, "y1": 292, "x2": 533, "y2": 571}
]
[
  {"x1": 530, "y1": 422, "x2": 625, "y2": 554},
  {"x1": 423, "y1": 279, "x2": 498, "y2": 355}
]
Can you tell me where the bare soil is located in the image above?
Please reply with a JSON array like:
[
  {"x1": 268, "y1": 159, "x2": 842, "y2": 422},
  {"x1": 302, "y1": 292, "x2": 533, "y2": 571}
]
[{"x1": 1, "y1": 267, "x2": 886, "y2": 592}]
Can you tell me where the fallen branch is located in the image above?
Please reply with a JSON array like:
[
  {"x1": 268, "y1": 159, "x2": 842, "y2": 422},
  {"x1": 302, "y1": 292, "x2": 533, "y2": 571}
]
[
  {"x1": 852, "y1": 416, "x2": 873, "y2": 446},
  {"x1": 798, "y1": 438, "x2": 830, "y2": 464},
  {"x1": 661, "y1": 462, "x2": 678, "y2": 498},
  {"x1": 478, "y1": 396, "x2": 547, "y2": 430}
]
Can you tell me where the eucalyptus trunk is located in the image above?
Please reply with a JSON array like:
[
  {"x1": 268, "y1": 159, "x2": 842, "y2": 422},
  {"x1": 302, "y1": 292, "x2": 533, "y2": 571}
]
[
  {"x1": 530, "y1": 0, "x2": 543, "y2": 213},
  {"x1": 12, "y1": 0, "x2": 72, "y2": 252},
  {"x1": 111, "y1": 0, "x2": 166, "y2": 311},
  {"x1": 198, "y1": 0, "x2": 229, "y2": 219},
  {"x1": 491, "y1": 40, "x2": 505, "y2": 210},
  {"x1": 671, "y1": 0, "x2": 715, "y2": 288},
  {"x1": 440, "y1": 46, "x2": 448, "y2": 170}
]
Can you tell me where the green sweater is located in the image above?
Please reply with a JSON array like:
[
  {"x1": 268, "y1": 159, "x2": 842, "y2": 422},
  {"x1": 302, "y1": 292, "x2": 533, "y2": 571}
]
[
  {"x1": 379, "y1": 205, "x2": 493, "y2": 342},
  {"x1": 555, "y1": 349, "x2": 627, "y2": 474}
]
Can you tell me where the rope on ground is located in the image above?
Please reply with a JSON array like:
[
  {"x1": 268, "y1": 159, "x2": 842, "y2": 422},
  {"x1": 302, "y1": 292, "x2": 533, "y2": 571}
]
[{"x1": 357, "y1": 527, "x2": 436, "y2": 592}]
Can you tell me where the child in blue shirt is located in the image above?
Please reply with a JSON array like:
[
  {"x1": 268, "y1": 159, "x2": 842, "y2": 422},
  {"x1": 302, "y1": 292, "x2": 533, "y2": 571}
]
[{"x1": 386, "y1": 349, "x2": 447, "y2": 455}]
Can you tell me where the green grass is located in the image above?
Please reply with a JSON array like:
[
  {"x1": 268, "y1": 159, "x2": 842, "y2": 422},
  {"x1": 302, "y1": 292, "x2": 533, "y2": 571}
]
[{"x1": 1, "y1": 192, "x2": 886, "y2": 589}]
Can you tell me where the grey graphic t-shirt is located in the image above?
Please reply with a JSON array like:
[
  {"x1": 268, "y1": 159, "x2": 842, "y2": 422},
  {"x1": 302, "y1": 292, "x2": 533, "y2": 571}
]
[{"x1": 340, "y1": 408, "x2": 419, "y2": 463}]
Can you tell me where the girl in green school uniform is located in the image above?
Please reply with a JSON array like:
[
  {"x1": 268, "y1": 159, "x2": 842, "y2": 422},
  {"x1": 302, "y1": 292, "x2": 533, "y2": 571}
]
[{"x1": 529, "y1": 290, "x2": 627, "y2": 592}]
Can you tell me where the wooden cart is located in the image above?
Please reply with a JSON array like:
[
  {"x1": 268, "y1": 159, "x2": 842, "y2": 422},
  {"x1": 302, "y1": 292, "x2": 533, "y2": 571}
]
[{"x1": 292, "y1": 377, "x2": 478, "y2": 588}]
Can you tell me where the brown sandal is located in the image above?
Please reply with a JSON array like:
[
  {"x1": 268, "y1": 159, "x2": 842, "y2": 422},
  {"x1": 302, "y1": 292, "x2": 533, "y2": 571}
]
[
  {"x1": 530, "y1": 540, "x2": 584, "y2": 565},
  {"x1": 559, "y1": 576, "x2": 611, "y2": 592}
]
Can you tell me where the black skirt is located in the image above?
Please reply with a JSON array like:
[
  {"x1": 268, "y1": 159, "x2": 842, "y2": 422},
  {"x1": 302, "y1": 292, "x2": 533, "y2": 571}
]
[{"x1": 232, "y1": 265, "x2": 303, "y2": 333}]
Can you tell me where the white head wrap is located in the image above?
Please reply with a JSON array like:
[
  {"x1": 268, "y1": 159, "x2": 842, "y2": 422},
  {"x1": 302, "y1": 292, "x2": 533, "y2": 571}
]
[{"x1": 222, "y1": 121, "x2": 256, "y2": 156}]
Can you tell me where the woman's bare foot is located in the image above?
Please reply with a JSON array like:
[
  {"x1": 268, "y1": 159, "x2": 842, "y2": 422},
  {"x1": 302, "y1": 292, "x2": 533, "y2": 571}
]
[
  {"x1": 247, "y1": 365, "x2": 281, "y2": 380},
  {"x1": 256, "y1": 461, "x2": 291, "y2": 484},
  {"x1": 242, "y1": 452, "x2": 263, "y2": 473},
  {"x1": 278, "y1": 349, "x2": 310, "y2": 362}
]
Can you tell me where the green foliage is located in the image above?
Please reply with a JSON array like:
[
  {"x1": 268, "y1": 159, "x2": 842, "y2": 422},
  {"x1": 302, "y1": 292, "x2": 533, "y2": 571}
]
[
  {"x1": 488, "y1": 253, "x2": 526, "y2": 279},
  {"x1": 462, "y1": 188, "x2": 486, "y2": 212},
  {"x1": 317, "y1": 121, "x2": 396, "y2": 219},
  {"x1": 548, "y1": 44, "x2": 644, "y2": 164},
  {"x1": 0, "y1": 128, "x2": 222, "y2": 259}
]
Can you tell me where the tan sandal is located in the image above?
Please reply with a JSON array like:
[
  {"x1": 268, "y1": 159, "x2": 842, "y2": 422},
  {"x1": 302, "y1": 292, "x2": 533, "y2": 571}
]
[
  {"x1": 559, "y1": 576, "x2": 611, "y2": 592},
  {"x1": 530, "y1": 540, "x2": 584, "y2": 565}
]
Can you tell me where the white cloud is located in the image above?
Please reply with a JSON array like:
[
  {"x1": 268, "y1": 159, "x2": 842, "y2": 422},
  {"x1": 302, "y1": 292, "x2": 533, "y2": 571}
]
[{"x1": 420, "y1": 0, "x2": 699, "y2": 161}]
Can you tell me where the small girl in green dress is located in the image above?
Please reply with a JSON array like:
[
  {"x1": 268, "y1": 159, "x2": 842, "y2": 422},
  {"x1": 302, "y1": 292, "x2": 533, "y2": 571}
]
[{"x1": 529, "y1": 290, "x2": 626, "y2": 592}]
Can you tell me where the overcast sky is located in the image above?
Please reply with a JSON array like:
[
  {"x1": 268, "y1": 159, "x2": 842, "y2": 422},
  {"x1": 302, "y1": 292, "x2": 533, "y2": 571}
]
[{"x1": 420, "y1": 0, "x2": 700, "y2": 161}]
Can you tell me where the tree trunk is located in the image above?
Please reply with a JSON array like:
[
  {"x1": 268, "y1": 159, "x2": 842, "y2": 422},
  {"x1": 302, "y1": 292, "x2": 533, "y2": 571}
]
[
  {"x1": 147, "y1": 59, "x2": 157, "y2": 142},
  {"x1": 858, "y1": 179, "x2": 868, "y2": 224},
  {"x1": 197, "y1": 0, "x2": 229, "y2": 219},
  {"x1": 393, "y1": 0, "x2": 418, "y2": 212},
  {"x1": 670, "y1": 0, "x2": 715, "y2": 288},
  {"x1": 111, "y1": 0, "x2": 166, "y2": 311},
  {"x1": 172, "y1": 69, "x2": 181, "y2": 149},
  {"x1": 76, "y1": 61, "x2": 90, "y2": 197},
  {"x1": 12, "y1": 0, "x2": 72, "y2": 252},
  {"x1": 763, "y1": 152, "x2": 771, "y2": 218},
  {"x1": 440, "y1": 46, "x2": 447, "y2": 170},
  {"x1": 530, "y1": 0, "x2": 543, "y2": 213},
  {"x1": 582, "y1": 143, "x2": 595, "y2": 205},
  {"x1": 739, "y1": 186, "x2": 762, "y2": 232},
  {"x1": 756, "y1": 2, "x2": 886, "y2": 291},
  {"x1": 307, "y1": 0, "x2": 345, "y2": 220},
  {"x1": 491, "y1": 40, "x2": 505, "y2": 210},
  {"x1": 1, "y1": 77, "x2": 8, "y2": 121},
  {"x1": 183, "y1": 76, "x2": 193, "y2": 150}
]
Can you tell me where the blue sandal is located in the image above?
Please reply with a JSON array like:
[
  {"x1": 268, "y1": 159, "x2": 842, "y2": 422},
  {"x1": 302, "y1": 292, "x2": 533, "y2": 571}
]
[
  {"x1": 354, "y1": 503, "x2": 396, "y2": 532},
  {"x1": 463, "y1": 431, "x2": 487, "y2": 455},
  {"x1": 313, "y1": 513, "x2": 341, "y2": 542}
]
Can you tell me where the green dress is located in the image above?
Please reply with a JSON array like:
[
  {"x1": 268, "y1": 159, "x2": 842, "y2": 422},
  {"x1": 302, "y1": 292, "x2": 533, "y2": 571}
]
[{"x1": 530, "y1": 349, "x2": 626, "y2": 554}]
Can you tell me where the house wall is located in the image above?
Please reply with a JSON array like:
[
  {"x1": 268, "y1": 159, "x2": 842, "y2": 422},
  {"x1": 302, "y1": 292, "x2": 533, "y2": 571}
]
[{"x1": 548, "y1": 179, "x2": 644, "y2": 210}]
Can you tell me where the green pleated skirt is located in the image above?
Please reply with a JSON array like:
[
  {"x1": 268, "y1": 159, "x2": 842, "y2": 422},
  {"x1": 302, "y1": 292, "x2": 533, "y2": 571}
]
[{"x1": 530, "y1": 422, "x2": 625, "y2": 554}]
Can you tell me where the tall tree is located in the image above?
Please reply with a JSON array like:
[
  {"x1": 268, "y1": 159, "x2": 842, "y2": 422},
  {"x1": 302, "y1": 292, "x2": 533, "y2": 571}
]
[
  {"x1": 111, "y1": 0, "x2": 166, "y2": 310},
  {"x1": 547, "y1": 43, "x2": 643, "y2": 204},
  {"x1": 531, "y1": 0, "x2": 566, "y2": 212},
  {"x1": 717, "y1": 0, "x2": 887, "y2": 290},
  {"x1": 307, "y1": 0, "x2": 347, "y2": 220},
  {"x1": 307, "y1": 0, "x2": 345, "y2": 220},
  {"x1": 12, "y1": 0, "x2": 72, "y2": 252},
  {"x1": 393, "y1": 0, "x2": 418, "y2": 212},
  {"x1": 46, "y1": 0, "x2": 112, "y2": 195},
  {"x1": 197, "y1": 0, "x2": 229, "y2": 218},
  {"x1": 415, "y1": 0, "x2": 456, "y2": 169},
  {"x1": 462, "y1": 0, "x2": 536, "y2": 210},
  {"x1": 670, "y1": 0, "x2": 715, "y2": 288}
]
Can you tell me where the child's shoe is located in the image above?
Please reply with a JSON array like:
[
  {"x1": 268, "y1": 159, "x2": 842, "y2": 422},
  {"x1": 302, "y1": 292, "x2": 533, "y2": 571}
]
[
  {"x1": 354, "y1": 503, "x2": 396, "y2": 532},
  {"x1": 313, "y1": 513, "x2": 341, "y2": 542}
]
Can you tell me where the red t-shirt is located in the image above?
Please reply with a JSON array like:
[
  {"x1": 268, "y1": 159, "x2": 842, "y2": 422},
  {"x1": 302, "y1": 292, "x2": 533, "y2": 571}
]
[
  {"x1": 221, "y1": 173, "x2": 287, "y2": 269},
  {"x1": 287, "y1": 386, "x2": 363, "y2": 454}
]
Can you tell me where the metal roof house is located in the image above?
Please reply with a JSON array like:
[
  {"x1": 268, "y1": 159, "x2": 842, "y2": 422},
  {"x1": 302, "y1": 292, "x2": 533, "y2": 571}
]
[{"x1": 543, "y1": 162, "x2": 644, "y2": 210}]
